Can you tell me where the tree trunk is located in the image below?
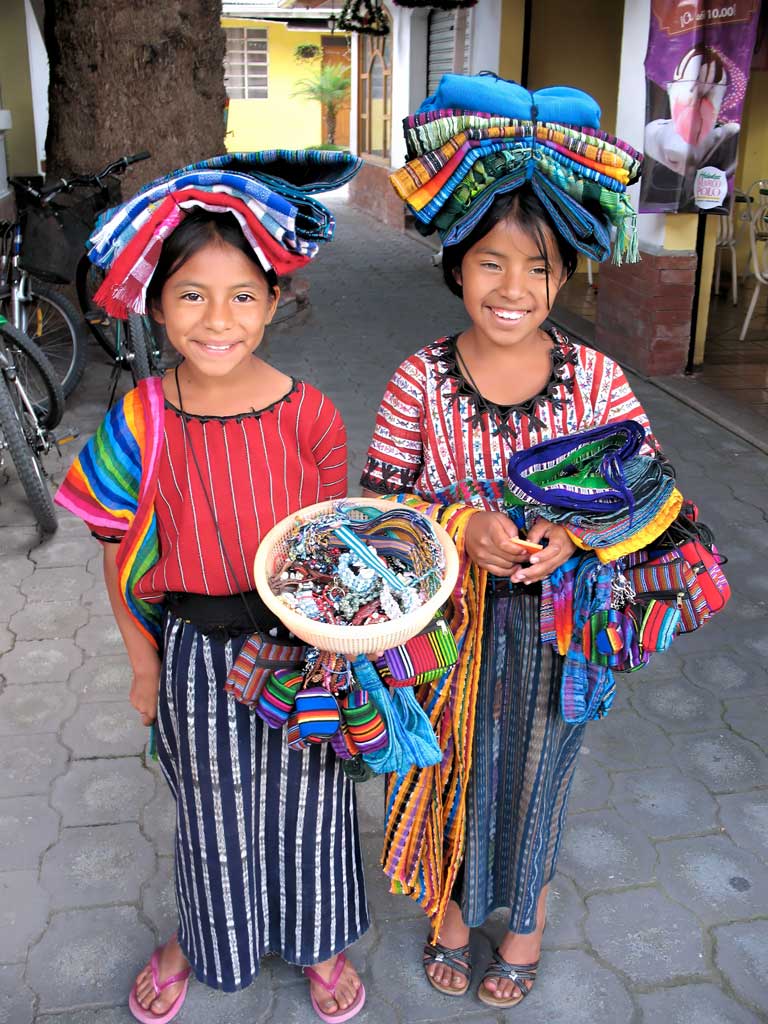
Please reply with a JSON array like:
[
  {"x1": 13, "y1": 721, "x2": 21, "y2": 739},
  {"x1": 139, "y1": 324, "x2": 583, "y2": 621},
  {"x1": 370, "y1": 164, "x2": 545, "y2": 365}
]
[
  {"x1": 326, "y1": 106, "x2": 337, "y2": 146},
  {"x1": 44, "y1": 0, "x2": 226, "y2": 189}
]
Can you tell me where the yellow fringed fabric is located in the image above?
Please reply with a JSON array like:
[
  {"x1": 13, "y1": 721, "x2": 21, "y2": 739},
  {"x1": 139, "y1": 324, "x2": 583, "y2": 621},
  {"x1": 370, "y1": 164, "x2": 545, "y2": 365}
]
[{"x1": 379, "y1": 495, "x2": 487, "y2": 937}]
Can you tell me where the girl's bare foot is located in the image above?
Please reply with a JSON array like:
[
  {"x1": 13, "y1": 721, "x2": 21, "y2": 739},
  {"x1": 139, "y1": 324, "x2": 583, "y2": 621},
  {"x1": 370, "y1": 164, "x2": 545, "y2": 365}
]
[
  {"x1": 481, "y1": 885, "x2": 548, "y2": 1003},
  {"x1": 133, "y1": 935, "x2": 189, "y2": 1015},
  {"x1": 424, "y1": 899, "x2": 471, "y2": 993},
  {"x1": 306, "y1": 953, "x2": 362, "y2": 1015}
]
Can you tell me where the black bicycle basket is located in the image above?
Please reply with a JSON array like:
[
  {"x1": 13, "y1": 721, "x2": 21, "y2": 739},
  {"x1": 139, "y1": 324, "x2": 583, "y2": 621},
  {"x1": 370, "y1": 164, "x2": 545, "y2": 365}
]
[{"x1": 19, "y1": 179, "x2": 122, "y2": 285}]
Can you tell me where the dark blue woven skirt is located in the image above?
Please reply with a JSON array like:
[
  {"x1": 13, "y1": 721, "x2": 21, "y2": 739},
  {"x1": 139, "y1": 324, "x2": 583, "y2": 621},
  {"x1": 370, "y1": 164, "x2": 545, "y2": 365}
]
[
  {"x1": 459, "y1": 584, "x2": 585, "y2": 933},
  {"x1": 156, "y1": 615, "x2": 370, "y2": 991}
]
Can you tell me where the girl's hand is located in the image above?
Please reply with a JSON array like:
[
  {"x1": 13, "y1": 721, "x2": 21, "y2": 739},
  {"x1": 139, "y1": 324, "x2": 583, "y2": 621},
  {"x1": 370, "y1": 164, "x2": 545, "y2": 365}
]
[
  {"x1": 464, "y1": 511, "x2": 533, "y2": 575},
  {"x1": 129, "y1": 662, "x2": 162, "y2": 726},
  {"x1": 510, "y1": 520, "x2": 577, "y2": 584}
]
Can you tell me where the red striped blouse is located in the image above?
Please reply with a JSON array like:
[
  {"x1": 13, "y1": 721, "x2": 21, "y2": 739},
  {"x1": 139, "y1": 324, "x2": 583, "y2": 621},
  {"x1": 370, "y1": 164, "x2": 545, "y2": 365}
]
[
  {"x1": 360, "y1": 331, "x2": 655, "y2": 509},
  {"x1": 135, "y1": 379, "x2": 347, "y2": 598}
]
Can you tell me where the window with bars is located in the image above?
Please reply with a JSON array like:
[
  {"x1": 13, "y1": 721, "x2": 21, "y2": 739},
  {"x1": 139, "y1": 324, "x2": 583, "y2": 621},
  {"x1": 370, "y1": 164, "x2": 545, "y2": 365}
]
[
  {"x1": 224, "y1": 27, "x2": 268, "y2": 100},
  {"x1": 358, "y1": 26, "x2": 391, "y2": 161}
]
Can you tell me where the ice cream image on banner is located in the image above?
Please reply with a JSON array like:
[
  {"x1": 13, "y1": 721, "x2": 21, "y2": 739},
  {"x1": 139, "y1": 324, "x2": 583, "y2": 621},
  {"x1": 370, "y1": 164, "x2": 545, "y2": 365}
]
[
  {"x1": 645, "y1": 43, "x2": 739, "y2": 176},
  {"x1": 668, "y1": 45, "x2": 727, "y2": 146}
]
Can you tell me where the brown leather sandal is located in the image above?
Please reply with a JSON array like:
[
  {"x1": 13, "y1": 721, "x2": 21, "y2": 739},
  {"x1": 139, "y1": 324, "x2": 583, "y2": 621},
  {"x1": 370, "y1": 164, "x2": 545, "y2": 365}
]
[{"x1": 422, "y1": 939, "x2": 472, "y2": 997}]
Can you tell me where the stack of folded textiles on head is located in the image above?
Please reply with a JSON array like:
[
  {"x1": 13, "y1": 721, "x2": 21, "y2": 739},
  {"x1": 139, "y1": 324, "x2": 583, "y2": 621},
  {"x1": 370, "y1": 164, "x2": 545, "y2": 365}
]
[
  {"x1": 389, "y1": 73, "x2": 643, "y2": 264},
  {"x1": 87, "y1": 149, "x2": 362, "y2": 318}
]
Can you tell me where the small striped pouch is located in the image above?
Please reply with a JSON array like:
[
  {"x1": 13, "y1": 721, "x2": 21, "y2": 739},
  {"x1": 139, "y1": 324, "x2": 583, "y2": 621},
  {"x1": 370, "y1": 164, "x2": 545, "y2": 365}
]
[
  {"x1": 292, "y1": 686, "x2": 341, "y2": 743},
  {"x1": 256, "y1": 667, "x2": 304, "y2": 728},
  {"x1": 377, "y1": 614, "x2": 458, "y2": 687},
  {"x1": 339, "y1": 689, "x2": 389, "y2": 753},
  {"x1": 224, "y1": 633, "x2": 307, "y2": 709}
]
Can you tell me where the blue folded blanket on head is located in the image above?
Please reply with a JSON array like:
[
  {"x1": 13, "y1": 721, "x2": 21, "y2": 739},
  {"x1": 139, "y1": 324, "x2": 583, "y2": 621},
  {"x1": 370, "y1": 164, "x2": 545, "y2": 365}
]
[{"x1": 416, "y1": 75, "x2": 602, "y2": 130}]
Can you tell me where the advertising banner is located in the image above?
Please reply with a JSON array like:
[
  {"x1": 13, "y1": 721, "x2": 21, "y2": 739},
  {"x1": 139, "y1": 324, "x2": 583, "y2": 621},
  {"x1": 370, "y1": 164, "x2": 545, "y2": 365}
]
[{"x1": 640, "y1": 0, "x2": 761, "y2": 213}]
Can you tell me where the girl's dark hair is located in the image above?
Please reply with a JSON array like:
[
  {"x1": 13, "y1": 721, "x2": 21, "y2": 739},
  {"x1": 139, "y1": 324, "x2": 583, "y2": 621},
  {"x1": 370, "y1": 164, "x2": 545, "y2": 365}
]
[
  {"x1": 146, "y1": 208, "x2": 279, "y2": 306},
  {"x1": 441, "y1": 185, "x2": 579, "y2": 304}
]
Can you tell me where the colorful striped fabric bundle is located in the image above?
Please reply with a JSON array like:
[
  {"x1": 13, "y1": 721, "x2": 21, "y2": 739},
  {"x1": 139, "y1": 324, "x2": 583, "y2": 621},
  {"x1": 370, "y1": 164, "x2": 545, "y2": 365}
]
[
  {"x1": 390, "y1": 75, "x2": 642, "y2": 264},
  {"x1": 87, "y1": 150, "x2": 362, "y2": 318}
]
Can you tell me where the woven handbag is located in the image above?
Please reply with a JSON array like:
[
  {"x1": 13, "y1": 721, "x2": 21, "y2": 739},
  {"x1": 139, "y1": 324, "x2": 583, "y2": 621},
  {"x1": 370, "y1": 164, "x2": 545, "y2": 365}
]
[
  {"x1": 375, "y1": 613, "x2": 458, "y2": 687},
  {"x1": 224, "y1": 634, "x2": 307, "y2": 708}
]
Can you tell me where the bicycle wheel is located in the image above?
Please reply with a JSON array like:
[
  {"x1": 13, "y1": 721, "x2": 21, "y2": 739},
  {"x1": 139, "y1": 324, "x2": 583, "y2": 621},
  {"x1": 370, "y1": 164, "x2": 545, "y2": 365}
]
[
  {"x1": 0, "y1": 372, "x2": 58, "y2": 533},
  {"x1": 0, "y1": 321, "x2": 65, "y2": 430},
  {"x1": 75, "y1": 254, "x2": 118, "y2": 358},
  {"x1": 0, "y1": 283, "x2": 88, "y2": 398},
  {"x1": 127, "y1": 313, "x2": 154, "y2": 382}
]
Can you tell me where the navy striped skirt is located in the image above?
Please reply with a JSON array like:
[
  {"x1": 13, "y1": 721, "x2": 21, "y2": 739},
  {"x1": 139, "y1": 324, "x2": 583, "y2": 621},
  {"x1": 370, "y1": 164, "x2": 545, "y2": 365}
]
[
  {"x1": 459, "y1": 584, "x2": 586, "y2": 933},
  {"x1": 156, "y1": 615, "x2": 370, "y2": 991}
]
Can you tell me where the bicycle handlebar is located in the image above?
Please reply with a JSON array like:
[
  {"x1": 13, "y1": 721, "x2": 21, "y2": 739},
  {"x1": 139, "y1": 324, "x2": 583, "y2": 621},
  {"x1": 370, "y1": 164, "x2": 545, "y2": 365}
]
[{"x1": 11, "y1": 151, "x2": 151, "y2": 202}]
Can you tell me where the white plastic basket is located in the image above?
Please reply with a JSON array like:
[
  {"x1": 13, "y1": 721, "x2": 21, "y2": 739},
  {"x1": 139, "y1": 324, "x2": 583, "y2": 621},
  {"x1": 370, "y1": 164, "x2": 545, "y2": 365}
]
[{"x1": 253, "y1": 498, "x2": 459, "y2": 655}]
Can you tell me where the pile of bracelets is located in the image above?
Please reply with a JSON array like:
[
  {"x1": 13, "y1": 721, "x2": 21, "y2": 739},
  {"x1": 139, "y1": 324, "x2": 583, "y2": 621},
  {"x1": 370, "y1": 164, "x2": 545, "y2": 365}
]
[{"x1": 269, "y1": 505, "x2": 446, "y2": 627}]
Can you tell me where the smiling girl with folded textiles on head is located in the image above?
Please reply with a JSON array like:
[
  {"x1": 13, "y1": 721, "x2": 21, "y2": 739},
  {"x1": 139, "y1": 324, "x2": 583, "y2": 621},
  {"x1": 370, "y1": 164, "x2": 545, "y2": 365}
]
[
  {"x1": 361, "y1": 75, "x2": 661, "y2": 1008},
  {"x1": 55, "y1": 153, "x2": 369, "y2": 1024}
]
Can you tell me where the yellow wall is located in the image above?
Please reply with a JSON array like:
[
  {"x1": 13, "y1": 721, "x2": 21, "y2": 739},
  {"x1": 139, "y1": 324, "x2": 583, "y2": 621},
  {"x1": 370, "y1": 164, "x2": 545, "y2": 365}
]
[
  {"x1": 0, "y1": 0, "x2": 37, "y2": 176},
  {"x1": 526, "y1": 0, "x2": 623, "y2": 135},
  {"x1": 223, "y1": 18, "x2": 324, "y2": 151},
  {"x1": 734, "y1": 69, "x2": 768, "y2": 270},
  {"x1": 499, "y1": 0, "x2": 525, "y2": 82}
]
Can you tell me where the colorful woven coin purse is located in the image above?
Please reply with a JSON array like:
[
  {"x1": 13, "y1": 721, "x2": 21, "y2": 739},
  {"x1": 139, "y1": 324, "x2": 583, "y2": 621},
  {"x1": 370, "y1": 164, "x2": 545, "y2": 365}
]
[{"x1": 375, "y1": 613, "x2": 458, "y2": 686}]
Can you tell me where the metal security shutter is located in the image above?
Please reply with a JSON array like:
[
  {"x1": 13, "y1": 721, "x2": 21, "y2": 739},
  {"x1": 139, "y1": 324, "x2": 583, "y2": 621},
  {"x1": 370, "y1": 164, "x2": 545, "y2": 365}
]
[{"x1": 427, "y1": 9, "x2": 472, "y2": 95}]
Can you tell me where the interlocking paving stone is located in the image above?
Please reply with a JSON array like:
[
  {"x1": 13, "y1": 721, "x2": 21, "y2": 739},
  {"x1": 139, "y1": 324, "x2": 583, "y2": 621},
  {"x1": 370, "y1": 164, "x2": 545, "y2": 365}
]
[
  {"x1": 31, "y1": 536, "x2": 102, "y2": 570},
  {"x1": 19, "y1": 566, "x2": 95, "y2": 604},
  {"x1": 566, "y1": 752, "x2": 612, "y2": 813},
  {"x1": 177, "y1": 982, "x2": 276, "y2": 1024},
  {"x1": 611, "y1": 767, "x2": 719, "y2": 838},
  {"x1": 629, "y1": 675, "x2": 727, "y2": 734},
  {"x1": 27, "y1": 906, "x2": 154, "y2": 1012},
  {"x1": 0, "y1": 869, "x2": 49, "y2": 962},
  {"x1": 80, "y1": 581, "x2": 114, "y2": 616},
  {"x1": 0, "y1": 624, "x2": 13, "y2": 655},
  {"x1": 671, "y1": 731, "x2": 768, "y2": 793},
  {"x1": 0, "y1": 795, "x2": 59, "y2": 870},
  {"x1": 717, "y1": 791, "x2": 768, "y2": 862},
  {"x1": 140, "y1": 856, "x2": 176, "y2": 939},
  {"x1": 355, "y1": 775, "x2": 386, "y2": 835},
  {"x1": 0, "y1": 582, "x2": 25, "y2": 618},
  {"x1": 61, "y1": 702, "x2": 147, "y2": 758},
  {"x1": 41, "y1": 823, "x2": 155, "y2": 909},
  {"x1": 556, "y1": 809, "x2": 657, "y2": 893},
  {"x1": 541, "y1": 875, "x2": 587, "y2": 949},
  {"x1": 638, "y1": 983, "x2": 761, "y2": 1023},
  {"x1": 269, "y1": 984, "x2": 398, "y2": 1024},
  {"x1": 0, "y1": 683, "x2": 77, "y2": 736},
  {"x1": 68, "y1": 655, "x2": 132, "y2": 703},
  {"x1": 656, "y1": 835, "x2": 768, "y2": 925},
  {"x1": 723, "y1": 697, "x2": 768, "y2": 753},
  {"x1": 0, "y1": 964, "x2": 34, "y2": 1024},
  {"x1": 51, "y1": 758, "x2": 155, "y2": 826},
  {"x1": 0, "y1": 524, "x2": 37, "y2": 555},
  {"x1": 37, "y1": 1009, "x2": 134, "y2": 1022},
  {"x1": 584, "y1": 887, "x2": 705, "y2": 986},
  {"x1": 140, "y1": 782, "x2": 176, "y2": 857},
  {"x1": 0, "y1": 638, "x2": 82, "y2": 685},
  {"x1": 75, "y1": 617, "x2": 127, "y2": 658},
  {"x1": 682, "y1": 653, "x2": 767, "y2": 699},
  {"x1": 581, "y1": 710, "x2": 672, "y2": 771},
  {"x1": 0, "y1": 733, "x2": 69, "y2": 797},
  {"x1": 713, "y1": 920, "x2": 768, "y2": 1016}
]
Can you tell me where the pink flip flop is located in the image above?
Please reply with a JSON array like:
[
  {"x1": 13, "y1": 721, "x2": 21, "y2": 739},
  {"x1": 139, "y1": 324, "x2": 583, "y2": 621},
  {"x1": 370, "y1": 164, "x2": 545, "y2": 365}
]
[
  {"x1": 303, "y1": 952, "x2": 367, "y2": 1023},
  {"x1": 128, "y1": 947, "x2": 191, "y2": 1024}
]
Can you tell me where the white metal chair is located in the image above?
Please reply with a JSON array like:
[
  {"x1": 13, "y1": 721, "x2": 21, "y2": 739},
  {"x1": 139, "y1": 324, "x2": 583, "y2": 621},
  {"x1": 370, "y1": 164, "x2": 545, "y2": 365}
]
[
  {"x1": 739, "y1": 202, "x2": 768, "y2": 340},
  {"x1": 742, "y1": 179, "x2": 768, "y2": 280},
  {"x1": 713, "y1": 189, "x2": 741, "y2": 306}
]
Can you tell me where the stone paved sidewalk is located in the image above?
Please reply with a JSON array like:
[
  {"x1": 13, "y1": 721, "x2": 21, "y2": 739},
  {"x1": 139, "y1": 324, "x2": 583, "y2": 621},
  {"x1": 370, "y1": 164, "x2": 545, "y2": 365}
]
[{"x1": 1, "y1": 196, "x2": 766, "y2": 1024}]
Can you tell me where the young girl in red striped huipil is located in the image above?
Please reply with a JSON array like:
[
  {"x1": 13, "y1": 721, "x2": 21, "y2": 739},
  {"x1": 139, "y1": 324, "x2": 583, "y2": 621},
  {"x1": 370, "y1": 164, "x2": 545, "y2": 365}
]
[
  {"x1": 361, "y1": 184, "x2": 658, "y2": 1008},
  {"x1": 57, "y1": 188, "x2": 369, "y2": 1022}
]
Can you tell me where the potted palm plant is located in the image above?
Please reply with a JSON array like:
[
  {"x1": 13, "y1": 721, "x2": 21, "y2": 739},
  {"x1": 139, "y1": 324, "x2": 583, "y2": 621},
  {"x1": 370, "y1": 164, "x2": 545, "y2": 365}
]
[{"x1": 292, "y1": 65, "x2": 351, "y2": 147}]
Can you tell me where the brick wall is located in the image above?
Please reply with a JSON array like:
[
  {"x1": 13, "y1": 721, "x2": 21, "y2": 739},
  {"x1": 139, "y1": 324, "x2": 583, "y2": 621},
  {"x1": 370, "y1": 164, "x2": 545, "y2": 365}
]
[
  {"x1": 348, "y1": 161, "x2": 406, "y2": 230},
  {"x1": 594, "y1": 250, "x2": 697, "y2": 377}
]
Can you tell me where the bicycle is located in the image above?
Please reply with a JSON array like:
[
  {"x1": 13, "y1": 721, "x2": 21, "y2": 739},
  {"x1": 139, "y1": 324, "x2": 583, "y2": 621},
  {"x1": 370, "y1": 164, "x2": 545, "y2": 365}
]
[
  {"x1": 5, "y1": 151, "x2": 159, "y2": 402},
  {"x1": 0, "y1": 314, "x2": 67, "y2": 533}
]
